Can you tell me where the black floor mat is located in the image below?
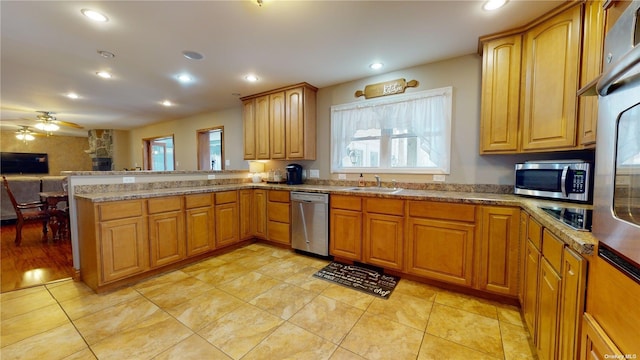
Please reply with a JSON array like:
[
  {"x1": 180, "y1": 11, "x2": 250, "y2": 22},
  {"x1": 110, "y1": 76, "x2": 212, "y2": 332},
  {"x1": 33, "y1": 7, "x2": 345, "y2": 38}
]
[{"x1": 313, "y1": 261, "x2": 399, "y2": 299}]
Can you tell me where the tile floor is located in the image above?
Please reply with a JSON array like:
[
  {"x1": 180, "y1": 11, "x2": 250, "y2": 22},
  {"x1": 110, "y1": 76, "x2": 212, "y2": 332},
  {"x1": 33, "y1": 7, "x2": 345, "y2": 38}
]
[{"x1": 1, "y1": 243, "x2": 537, "y2": 360}]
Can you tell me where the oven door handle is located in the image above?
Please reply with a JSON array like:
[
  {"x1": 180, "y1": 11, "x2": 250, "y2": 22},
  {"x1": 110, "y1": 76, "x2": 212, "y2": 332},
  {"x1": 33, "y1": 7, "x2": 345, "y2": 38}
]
[
  {"x1": 597, "y1": 44, "x2": 640, "y2": 96},
  {"x1": 561, "y1": 165, "x2": 569, "y2": 197}
]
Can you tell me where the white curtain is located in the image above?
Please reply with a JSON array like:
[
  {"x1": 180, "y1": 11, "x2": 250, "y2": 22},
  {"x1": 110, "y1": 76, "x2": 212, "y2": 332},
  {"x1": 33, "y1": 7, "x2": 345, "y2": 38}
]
[{"x1": 331, "y1": 86, "x2": 452, "y2": 173}]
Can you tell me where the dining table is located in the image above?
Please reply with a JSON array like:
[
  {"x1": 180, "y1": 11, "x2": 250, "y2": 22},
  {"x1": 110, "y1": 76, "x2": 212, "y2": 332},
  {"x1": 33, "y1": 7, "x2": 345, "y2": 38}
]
[{"x1": 38, "y1": 191, "x2": 69, "y2": 241}]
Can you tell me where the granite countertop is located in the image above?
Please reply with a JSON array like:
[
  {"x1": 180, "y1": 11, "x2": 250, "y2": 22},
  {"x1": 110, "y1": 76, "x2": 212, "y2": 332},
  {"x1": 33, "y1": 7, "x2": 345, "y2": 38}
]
[{"x1": 74, "y1": 183, "x2": 597, "y2": 256}]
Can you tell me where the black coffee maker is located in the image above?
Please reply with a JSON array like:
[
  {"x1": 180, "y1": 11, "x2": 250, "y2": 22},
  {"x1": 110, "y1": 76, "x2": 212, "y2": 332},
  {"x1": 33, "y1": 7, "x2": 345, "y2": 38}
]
[{"x1": 285, "y1": 164, "x2": 303, "y2": 185}]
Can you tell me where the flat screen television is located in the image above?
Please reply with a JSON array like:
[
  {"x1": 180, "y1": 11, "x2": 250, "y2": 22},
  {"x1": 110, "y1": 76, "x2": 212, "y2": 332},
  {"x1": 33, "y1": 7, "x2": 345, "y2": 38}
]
[{"x1": 1, "y1": 152, "x2": 49, "y2": 174}]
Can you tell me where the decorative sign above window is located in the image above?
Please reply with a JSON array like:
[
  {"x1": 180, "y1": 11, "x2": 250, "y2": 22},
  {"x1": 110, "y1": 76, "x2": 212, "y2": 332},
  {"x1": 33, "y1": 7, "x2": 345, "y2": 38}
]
[{"x1": 354, "y1": 78, "x2": 419, "y2": 99}]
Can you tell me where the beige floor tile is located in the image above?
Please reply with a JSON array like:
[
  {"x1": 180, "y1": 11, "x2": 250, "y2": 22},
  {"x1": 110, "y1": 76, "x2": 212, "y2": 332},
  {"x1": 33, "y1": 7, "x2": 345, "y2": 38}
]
[
  {"x1": 198, "y1": 303, "x2": 283, "y2": 360},
  {"x1": 434, "y1": 290, "x2": 498, "y2": 319},
  {"x1": 418, "y1": 333, "x2": 501, "y2": 360},
  {"x1": 392, "y1": 279, "x2": 439, "y2": 301},
  {"x1": 320, "y1": 284, "x2": 375, "y2": 310},
  {"x1": 137, "y1": 276, "x2": 214, "y2": 308},
  {"x1": 329, "y1": 347, "x2": 368, "y2": 360},
  {"x1": 165, "y1": 287, "x2": 244, "y2": 331},
  {"x1": 1, "y1": 303, "x2": 70, "y2": 347},
  {"x1": 0, "y1": 323, "x2": 88, "y2": 360},
  {"x1": 152, "y1": 334, "x2": 231, "y2": 360},
  {"x1": 366, "y1": 292, "x2": 433, "y2": 330},
  {"x1": 1, "y1": 286, "x2": 56, "y2": 320},
  {"x1": 61, "y1": 348, "x2": 97, "y2": 360},
  {"x1": 249, "y1": 282, "x2": 317, "y2": 320},
  {"x1": 194, "y1": 262, "x2": 252, "y2": 285},
  {"x1": 243, "y1": 322, "x2": 337, "y2": 360},
  {"x1": 73, "y1": 296, "x2": 162, "y2": 345},
  {"x1": 217, "y1": 271, "x2": 282, "y2": 301},
  {"x1": 132, "y1": 270, "x2": 191, "y2": 294},
  {"x1": 90, "y1": 310, "x2": 193, "y2": 360},
  {"x1": 497, "y1": 303, "x2": 526, "y2": 327},
  {"x1": 180, "y1": 257, "x2": 227, "y2": 276},
  {"x1": 0, "y1": 285, "x2": 45, "y2": 302},
  {"x1": 291, "y1": 254, "x2": 331, "y2": 269},
  {"x1": 46, "y1": 280, "x2": 94, "y2": 303},
  {"x1": 58, "y1": 287, "x2": 141, "y2": 320},
  {"x1": 500, "y1": 321, "x2": 537, "y2": 360},
  {"x1": 232, "y1": 252, "x2": 282, "y2": 270},
  {"x1": 289, "y1": 295, "x2": 364, "y2": 344},
  {"x1": 425, "y1": 303, "x2": 504, "y2": 358},
  {"x1": 256, "y1": 257, "x2": 309, "y2": 280},
  {"x1": 341, "y1": 313, "x2": 424, "y2": 360},
  {"x1": 285, "y1": 266, "x2": 332, "y2": 293}
]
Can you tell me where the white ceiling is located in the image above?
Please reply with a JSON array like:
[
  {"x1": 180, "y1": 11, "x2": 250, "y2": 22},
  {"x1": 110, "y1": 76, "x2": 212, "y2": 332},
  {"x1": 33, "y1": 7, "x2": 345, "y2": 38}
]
[{"x1": 1, "y1": 0, "x2": 562, "y2": 137}]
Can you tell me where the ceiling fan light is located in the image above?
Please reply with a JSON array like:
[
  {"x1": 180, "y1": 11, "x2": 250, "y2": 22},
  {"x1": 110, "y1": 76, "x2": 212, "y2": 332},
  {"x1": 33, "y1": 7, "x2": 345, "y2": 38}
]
[
  {"x1": 35, "y1": 123, "x2": 59, "y2": 132},
  {"x1": 483, "y1": 0, "x2": 507, "y2": 11},
  {"x1": 81, "y1": 9, "x2": 109, "y2": 22},
  {"x1": 96, "y1": 71, "x2": 112, "y2": 79},
  {"x1": 16, "y1": 133, "x2": 34, "y2": 141}
]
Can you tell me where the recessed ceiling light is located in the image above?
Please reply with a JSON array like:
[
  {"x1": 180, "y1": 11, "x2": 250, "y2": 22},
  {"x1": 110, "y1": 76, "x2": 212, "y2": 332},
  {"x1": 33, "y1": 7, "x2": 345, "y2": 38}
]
[
  {"x1": 97, "y1": 50, "x2": 115, "y2": 58},
  {"x1": 96, "y1": 71, "x2": 112, "y2": 79},
  {"x1": 67, "y1": 93, "x2": 79, "y2": 99},
  {"x1": 483, "y1": 0, "x2": 507, "y2": 11},
  {"x1": 161, "y1": 100, "x2": 173, "y2": 107},
  {"x1": 370, "y1": 62, "x2": 384, "y2": 70},
  {"x1": 245, "y1": 74, "x2": 258, "y2": 82},
  {"x1": 182, "y1": 51, "x2": 204, "y2": 60},
  {"x1": 177, "y1": 74, "x2": 193, "y2": 83},
  {"x1": 81, "y1": 9, "x2": 109, "y2": 22}
]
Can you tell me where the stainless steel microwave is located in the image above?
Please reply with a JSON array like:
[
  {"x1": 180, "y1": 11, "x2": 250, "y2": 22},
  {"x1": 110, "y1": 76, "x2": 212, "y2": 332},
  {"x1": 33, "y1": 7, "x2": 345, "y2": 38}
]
[{"x1": 514, "y1": 160, "x2": 592, "y2": 203}]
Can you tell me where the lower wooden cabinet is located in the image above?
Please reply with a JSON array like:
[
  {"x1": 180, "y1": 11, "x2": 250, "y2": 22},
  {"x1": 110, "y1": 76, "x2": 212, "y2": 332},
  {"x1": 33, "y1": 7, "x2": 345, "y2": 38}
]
[
  {"x1": 580, "y1": 313, "x2": 624, "y2": 360},
  {"x1": 267, "y1": 190, "x2": 290, "y2": 245},
  {"x1": 185, "y1": 193, "x2": 215, "y2": 256},
  {"x1": 148, "y1": 196, "x2": 185, "y2": 268},
  {"x1": 99, "y1": 216, "x2": 148, "y2": 283},
  {"x1": 239, "y1": 189, "x2": 253, "y2": 240},
  {"x1": 523, "y1": 239, "x2": 541, "y2": 339},
  {"x1": 252, "y1": 189, "x2": 267, "y2": 239},
  {"x1": 558, "y1": 247, "x2": 587, "y2": 360},
  {"x1": 363, "y1": 198, "x2": 405, "y2": 271},
  {"x1": 536, "y1": 257, "x2": 562, "y2": 360},
  {"x1": 330, "y1": 195, "x2": 363, "y2": 261},
  {"x1": 215, "y1": 191, "x2": 239, "y2": 248},
  {"x1": 518, "y1": 210, "x2": 530, "y2": 304}
]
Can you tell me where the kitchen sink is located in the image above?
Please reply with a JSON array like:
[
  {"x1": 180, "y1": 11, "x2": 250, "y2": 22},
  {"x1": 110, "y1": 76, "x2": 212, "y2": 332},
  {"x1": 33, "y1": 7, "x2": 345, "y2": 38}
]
[{"x1": 344, "y1": 187, "x2": 403, "y2": 194}]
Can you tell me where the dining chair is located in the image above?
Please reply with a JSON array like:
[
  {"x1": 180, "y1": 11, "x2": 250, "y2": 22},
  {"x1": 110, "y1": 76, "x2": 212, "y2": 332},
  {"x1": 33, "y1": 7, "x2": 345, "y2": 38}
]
[{"x1": 1, "y1": 176, "x2": 49, "y2": 245}]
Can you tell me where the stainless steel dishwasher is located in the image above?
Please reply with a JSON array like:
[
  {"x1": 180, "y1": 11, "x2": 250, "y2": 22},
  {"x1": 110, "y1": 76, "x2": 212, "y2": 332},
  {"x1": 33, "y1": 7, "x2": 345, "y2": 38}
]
[{"x1": 290, "y1": 191, "x2": 329, "y2": 256}]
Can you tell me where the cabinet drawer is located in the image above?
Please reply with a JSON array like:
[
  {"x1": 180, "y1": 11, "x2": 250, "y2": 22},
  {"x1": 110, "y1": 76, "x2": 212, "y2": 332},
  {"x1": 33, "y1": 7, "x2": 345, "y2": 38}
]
[
  {"x1": 148, "y1": 196, "x2": 182, "y2": 214},
  {"x1": 408, "y1": 201, "x2": 475, "y2": 222},
  {"x1": 528, "y1": 217, "x2": 543, "y2": 250},
  {"x1": 185, "y1": 193, "x2": 213, "y2": 209},
  {"x1": 542, "y1": 229, "x2": 564, "y2": 273},
  {"x1": 365, "y1": 198, "x2": 404, "y2": 216},
  {"x1": 268, "y1": 190, "x2": 290, "y2": 203},
  {"x1": 215, "y1": 190, "x2": 237, "y2": 204},
  {"x1": 99, "y1": 200, "x2": 144, "y2": 221},
  {"x1": 268, "y1": 221, "x2": 290, "y2": 244},
  {"x1": 331, "y1": 195, "x2": 361, "y2": 211},
  {"x1": 268, "y1": 202, "x2": 290, "y2": 223}
]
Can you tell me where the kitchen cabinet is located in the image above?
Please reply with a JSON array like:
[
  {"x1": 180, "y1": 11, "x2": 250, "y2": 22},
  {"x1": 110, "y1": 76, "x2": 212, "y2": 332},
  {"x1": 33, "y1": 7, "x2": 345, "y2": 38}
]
[
  {"x1": 558, "y1": 246, "x2": 587, "y2": 360},
  {"x1": 148, "y1": 196, "x2": 185, "y2": 268},
  {"x1": 239, "y1": 189, "x2": 253, "y2": 240},
  {"x1": 253, "y1": 189, "x2": 268, "y2": 239},
  {"x1": 185, "y1": 193, "x2": 215, "y2": 256},
  {"x1": 241, "y1": 83, "x2": 317, "y2": 160},
  {"x1": 580, "y1": 313, "x2": 624, "y2": 360},
  {"x1": 523, "y1": 217, "x2": 542, "y2": 339},
  {"x1": 406, "y1": 201, "x2": 476, "y2": 286},
  {"x1": 330, "y1": 195, "x2": 363, "y2": 261},
  {"x1": 480, "y1": 34, "x2": 522, "y2": 154},
  {"x1": 215, "y1": 191, "x2": 239, "y2": 248},
  {"x1": 477, "y1": 206, "x2": 520, "y2": 296},
  {"x1": 363, "y1": 198, "x2": 404, "y2": 271},
  {"x1": 518, "y1": 210, "x2": 530, "y2": 304},
  {"x1": 267, "y1": 190, "x2": 290, "y2": 245}
]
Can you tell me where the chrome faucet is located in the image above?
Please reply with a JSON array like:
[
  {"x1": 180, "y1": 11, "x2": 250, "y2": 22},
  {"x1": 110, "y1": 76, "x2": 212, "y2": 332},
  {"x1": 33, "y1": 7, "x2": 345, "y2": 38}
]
[
  {"x1": 374, "y1": 175, "x2": 381, "y2": 188},
  {"x1": 392, "y1": 179, "x2": 397, "y2": 190}
]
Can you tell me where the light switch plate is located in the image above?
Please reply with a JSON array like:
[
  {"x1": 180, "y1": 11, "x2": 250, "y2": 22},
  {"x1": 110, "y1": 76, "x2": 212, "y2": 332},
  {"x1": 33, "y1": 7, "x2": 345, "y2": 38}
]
[
  {"x1": 123, "y1": 177, "x2": 135, "y2": 183},
  {"x1": 225, "y1": 160, "x2": 230, "y2": 166},
  {"x1": 338, "y1": 174, "x2": 346, "y2": 180},
  {"x1": 433, "y1": 174, "x2": 446, "y2": 182},
  {"x1": 309, "y1": 169, "x2": 320, "y2": 178}
]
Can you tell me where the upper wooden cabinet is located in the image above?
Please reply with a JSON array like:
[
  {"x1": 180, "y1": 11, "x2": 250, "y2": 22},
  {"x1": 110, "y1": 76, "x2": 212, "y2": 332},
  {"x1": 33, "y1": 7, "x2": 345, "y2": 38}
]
[
  {"x1": 479, "y1": 2, "x2": 605, "y2": 154},
  {"x1": 241, "y1": 82, "x2": 317, "y2": 160}
]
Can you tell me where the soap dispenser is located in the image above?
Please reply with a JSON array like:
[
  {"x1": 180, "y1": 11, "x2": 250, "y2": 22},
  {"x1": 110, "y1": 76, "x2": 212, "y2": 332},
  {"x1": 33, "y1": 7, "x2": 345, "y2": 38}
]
[{"x1": 358, "y1": 173, "x2": 365, "y2": 187}]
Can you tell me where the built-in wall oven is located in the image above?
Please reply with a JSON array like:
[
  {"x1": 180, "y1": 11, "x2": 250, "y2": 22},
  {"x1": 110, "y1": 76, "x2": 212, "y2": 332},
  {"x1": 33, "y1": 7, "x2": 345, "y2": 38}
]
[{"x1": 593, "y1": 1, "x2": 640, "y2": 283}]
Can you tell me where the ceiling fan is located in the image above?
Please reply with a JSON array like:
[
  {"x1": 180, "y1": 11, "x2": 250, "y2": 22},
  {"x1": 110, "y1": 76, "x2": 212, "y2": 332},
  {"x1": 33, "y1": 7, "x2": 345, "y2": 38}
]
[
  {"x1": 15, "y1": 125, "x2": 41, "y2": 142},
  {"x1": 35, "y1": 111, "x2": 84, "y2": 131}
]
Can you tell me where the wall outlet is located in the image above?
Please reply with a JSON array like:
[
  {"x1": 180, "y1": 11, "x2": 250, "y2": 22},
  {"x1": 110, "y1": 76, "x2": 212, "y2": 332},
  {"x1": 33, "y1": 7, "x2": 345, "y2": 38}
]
[
  {"x1": 207, "y1": 174, "x2": 216, "y2": 180},
  {"x1": 225, "y1": 160, "x2": 230, "y2": 166},
  {"x1": 123, "y1": 177, "x2": 135, "y2": 184},
  {"x1": 309, "y1": 169, "x2": 320, "y2": 178},
  {"x1": 338, "y1": 174, "x2": 346, "y2": 180},
  {"x1": 433, "y1": 174, "x2": 446, "y2": 182}
]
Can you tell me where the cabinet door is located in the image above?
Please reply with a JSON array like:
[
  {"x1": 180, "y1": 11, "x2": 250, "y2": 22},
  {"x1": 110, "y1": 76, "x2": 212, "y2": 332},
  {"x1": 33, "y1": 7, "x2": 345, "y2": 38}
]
[
  {"x1": 406, "y1": 217, "x2": 475, "y2": 286},
  {"x1": 578, "y1": 1, "x2": 605, "y2": 147},
  {"x1": 255, "y1": 95, "x2": 270, "y2": 159},
  {"x1": 285, "y1": 86, "x2": 316, "y2": 160},
  {"x1": 521, "y1": 5, "x2": 581, "y2": 151},
  {"x1": 99, "y1": 217, "x2": 147, "y2": 283},
  {"x1": 215, "y1": 203, "x2": 239, "y2": 248},
  {"x1": 580, "y1": 313, "x2": 625, "y2": 360},
  {"x1": 185, "y1": 206, "x2": 215, "y2": 256},
  {"x1": 330, "y1": 208, "x2": 362, "y2": 261},
  {"x1": 363, "y1": 213, "x2": 403, "y2": 270},
  {"x1": 558, "y1": 247, "x2": 587, "y2": 360},
  {"x1": 243, "y1": 99, "x2": 256, "y2": 160},
  {"x1": 519, "y1": 211, "x2": 529, "y2": 304},
  {"x1": 523, "y1": 240, "x2": 541, "y2": 340},
  {"x1": 253, "y1": 189, "x2": 267, "y2": 238},
  {"x1": 478, "y1": 206, "x2": 520, "y2": 296},
  {"x1": 480, "y1": 34, "x2": 522, "y2": 153},
  {"x1": 269, "y1": 92, "x2": 286, "y2": 159},
  {"x1": 536, "y1": 257, "x2": 562, "y2": 360},
  {"x1": 239, "y1": 189, "x2": 253, "y2": 240},
  {"x1": 149, "y1": 211, "x2": 186, "y2": 268}
]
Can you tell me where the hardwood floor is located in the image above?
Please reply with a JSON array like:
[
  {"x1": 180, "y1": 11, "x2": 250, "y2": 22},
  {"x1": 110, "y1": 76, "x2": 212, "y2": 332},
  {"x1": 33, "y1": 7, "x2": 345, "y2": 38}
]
[{"x1": 1, "y1": 221, "x2": 74, "y2": 293}]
